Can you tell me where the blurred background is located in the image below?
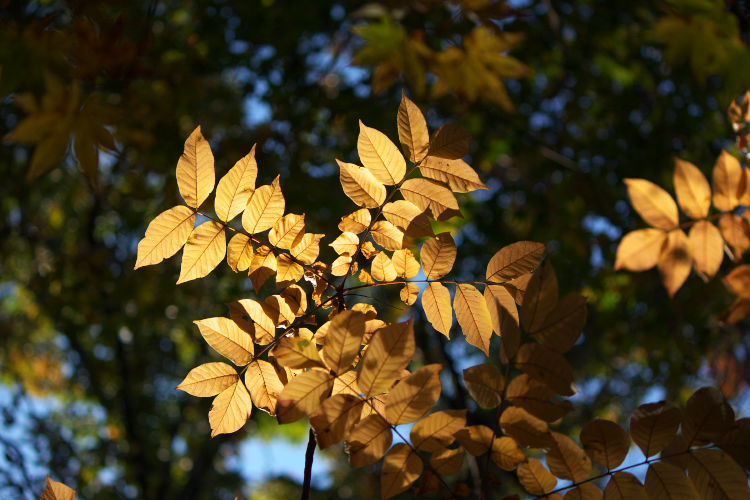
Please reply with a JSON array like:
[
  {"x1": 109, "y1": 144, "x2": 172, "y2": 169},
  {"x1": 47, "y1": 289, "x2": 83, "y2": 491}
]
[{"x1": 2, "y1": 0, "x2": 750, "y2": 498}]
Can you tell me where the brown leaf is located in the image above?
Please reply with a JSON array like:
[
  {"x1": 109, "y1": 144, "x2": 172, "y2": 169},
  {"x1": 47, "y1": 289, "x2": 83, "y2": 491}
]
[
  {"x1": 430, "y1": 446, "x2": 465, "y2": 475},
  {"x1": 382, "y1": 200, "x2": 433, "y2": 238},
  {"x1": 245, "y1": 359, "x2": 284, "y2": 415},
  {"x1": 248, "y1": 245, "x2": 277, "y2": 291},
  {"x1": 421, "y1": 156, "x2": 488, "y2": 193},
  {"x1": 674, "y1": 158, "x2": 711, "y2": 219},
  {"x1": 531, "y1": 293, "x2": 587, "y2": 353},
  {"x1": 629, "y1": 401, "x2": 682, "y2": 458},
  {"x1": 323, "y1": 310, "x2": 366, "y2": 374},
  {"x1": 718, "y1": 213, "x2": 750, "y2": 259},
  {"x1": 371, "y1": 220, "x2": 405, "y2": 250},
  {"x1": 517, "y1": 457, "x2": 557, "y2": 496},
  {"x1": 686, "y1": 448, "x2": 750, "y2": 499},
  {"x1": 381, "y1": 443, "x2": 423, "y2": 499},
  {"x1": 40, "y1": 477, "x2": 76, "y2": 500},
  {"x1": 603, "y1": 472, "x2": 646, "y2": 500},
  {"x1": 429, "y1": 123, "x2": 471, "y2": 159},
  {"x1": 645, "y1": 462, "x2": 698, "y2": 500},
  {"x1": 410, "y1": 409, "x2": 466, "y2": 451},
  {"x1": 682, "y1": 387, "x2": 734, "y2": 446},
  {"x1": 276, "y1": 369, "x2": 334, "y2": 424},
  {"x1": 272, "y1": 337, "x2": 324, "y2": 369},
  {"x1": 358, "y1": 320, "x2": 416, "y2": 397},
  {"x1": 338, "y1": 159, "x2": 387, "y2": 208},
  {"x1": 499, "y1": 406, "x2": 552, "y2": 448},
  {"x1": 463, "y1": 364, "x2": 504, "y2": 409},
  {"x1": 486, "y1": 241, "x2": 546, "y2": 282},
  {"x1": 338, "y1": 208, "x2": 371, "y2": 234},
  {"x1": 454, "y1": 284, "x2": 493, "y2": 355},
  {"x1": 515, "y1": 343, "x2": 574, "y2": 396},
  {"x1": 310, "y1": 394, "x2": 364, "y2": 449},
  {"x1": 397, "y1": 92, "x2": 429, "y2": 163},
  {"x1": 564, "y1": 484, "x2": 602, "y2": 500},
  {"x1": 484, "y1": 284, "x2": 519, "y2": 336},
  {"x1": 400, "y1": 178, "x2": 461, "y2": 220},
  {"x1": 345, "y1": 414, "x2": 393, "y2": 468},
  {"x1": 580, "y1": 419, "x2": 630, "y2": 469},
  {"x1": 717, "y1": 418, "x2": 750, "y2": 469},
  {"x1": 506, "y1": 373, "x2": 573, "y2": 422},
  {"x1": 520, "y1": 259, "x2": 558, "y2": 332},
  {"x1": 624, "y1": 178, "x2": 679, "y2": 230},
  {"x1": 421, "y1": 233, "x2": 456, "y2": 279},
  {"x1": 657, "y1": 229, "x2": 692, "y2": 297},
  {"x1": 547, "y1": 432, "x2": 592, "y2": 481},
  {"x1": 614, "y1": 229, "x2": 667, "y2": 272},
  {"x1": 725, "y1": 264, "x2": 750, "y2": 297},
  {"x1": 385, "y1": 364, "x2": 442, "y2": 425},
  {"x1": 491, "y1": 436, "x2": 525, "y2": 471}
]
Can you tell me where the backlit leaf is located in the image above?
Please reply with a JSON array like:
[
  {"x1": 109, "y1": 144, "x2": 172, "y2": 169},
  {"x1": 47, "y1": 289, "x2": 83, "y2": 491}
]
[
  {"x1": 420, "y1": 233, "x2": 456, "y2": 279},
  {"x1": 358, "y1": 120, "x2": 406, "y2": 185},
  {"x1": 725, "y1": 264, "x2": 750, "y2": 297},
  {"x1": 281, "y1": 284, "x2": 307, "y2": 317},
  {"x1": 500, "y1": 406, "x2": 552, "y2": 448},
  {"x1": 718, "y1": 213, "x2": 750, "y2": 259},
  {"x1": 135, "y1": 206, "x2": 196, "y2": 269},
  {"x1": 381, "y1": 443, "x2": 423, "y2": 499},
  {"x1": 358, "y1": 320, "x2": 415, "y2": 397},
  {"x1": 520, "y1": 259, "x2": 558, "y2": 332},
  {"x1": 310, "y1": 394, "x2": 364, "y2": 449},
  {"x1": 686, "y1": 449, "x2": 750, "y2": 499},
  {"x1": 245, "y1": 359, "x2": 284, "y2": 415},
  {"x1": 580, "y1": 419, "x2": 630, "y2": 469},
  {"x1": 615, "y1": 229, "x2": 667, "y2": 272},
  {"x1": 463, "y1": 364, "x2": 504, "y2": 409},
  {"x1": 226, "y1": 233, "x2": 254, "y2": 272},
  {"x1": 674, "y1": 158, "x2": 710, "y2": 219},
  {"x1": 683, "y1": 387, "x2": 734, "y2": 445},
  {"x1": 531, "y1": 293, "x2": 587, "y2": 353},
  {"x1": 430, "y1": 446, "x2": 464, "y2": 475},
  {"x1": 276, "y1": 254, "x2": 304, "y2": 285},
  {"x1": 208, "y1": 380, "x2": 252, "y2": 437},
  {"x1": 517, "y1": 458, "x2": 557, "y2": 496},
  {"x1": 272, "y1": 337, "x2": 324, "y2": 369},
  {"x1": 242, "y1": 176, "x2": 285, "y2": 234},
  {"x1": 645, "y1": 462, "x2": 698, "y2": 500},
  {"x1": 410, "y1": 409, "x2": 466, "y2": 451},
  {"x1": 177, "y1": 221, "x2": 226, "y2": 284},
  {"x1": 454, "y1": 425, "x2": 495, "y2": 456},
  {"x1": 330, "y1": 232, "x2": 360, "y2": 256},
  {"x1": 491, "y1": 436, "x2": 526, "y2": 471},
  {"x1": 629, "y1": 401, "x2": 682, "y2": 458},
  {"x1": 194, "y1": 317, "x2": 254, "y2": 365},
  {"x1": 346, "y1": 414, "x2": 393, "y2": 468},
  {"x1": 323, "y1": 310, "x2": 366, "y2": 374},
  {"x1": 400, "y1": 283, "x2": 419, "y2": 305},
  {"x1": 712, "y1": 150, "x2": 743, "y2": 211},
  {"x1": 236, "y1": 298, "x2": 276, "y2": 345},
  {"x1": 177, "y1": 362, "x2": 238, "y2": 397},
  {"x1": 624, "y1": 178, "x2": 679, "y2": 230},
  {"x1": 338, "y1": 160, "x2": 387, "y2": 208},
  {"x1": 392, "y1": 249, "x2": 420, "y2": 278},
  {"x1": 248, "y1": 245, "x2": 277, "y2": 291},
  {"x1": 484, "y1": 284, "x2": 519, "y2": 336},
  {"x1": 429, "y1": 123, "x2": 471, "y2": 159},
  {"x1": 382, "y1": 200, "x2": 433, "y2": 238},
  {"x1": 40, "y1": 477, "x2": 76, "y2": 500},
  {"x1": 400, "y1": 178, "x2": 461, "y2": 220},
  {"x1": 371, "y1": 252, "x2": 398, "y2": 282},
  {"x1": 688, "y1": 221, "x2": 723, "y2": 278},
  {"x1": 547, "y1": 432, "x2": 592, "y2": 481},
  {"x1": 176, "y1": 126, "x2": 215, "y2": 209},
  {"x1": 268, "y1": 213, "x2": 305, "y2": 250},
  {"x1": 454, "y1": 284, "x2": 493, "y2": 355},
  {"x1": 564, "y1": 484, "x2": 602, "y2": 500},
  {"x1": 214, "y1": 145, "x2": 257, "y2": 222},
  {"x1": 339, "y1": 208, "x2": 371, "y2": 234},
  {"x1": 422, "y1": 282, "x2": 453, "y2": 337},
  {"x1": 385, "y1": 364, "x2": 442, "y2": 425},
  {"x1": 371, "y1": 220, "x2": 404, "y2": 250},
  {"x1": 397, "y1": 93, "x2": 429, "y2": 163},
  {"x1": 486, "y1": 241, "x2": 546, "y2": 282},
  {"x1": 506, "y1": 374, "x2": 573, "y2": 422},
  {"x1": 515, "y1": 343, "x2": 575, "y2": 396},
  {"x1": 291, "y1": 233, "x2": 323, "y2": 264},
  {"x1": 276, "y1": 369, "x2": 334, "y2": 424},
  {"x1": 421, "y1": 157, "x2": 487, "y2": 193},
  {"x1": 657, "y1": 229, "x2": 692, "y2": 297},
  {"x1": 604, "y1": 472, "x2": 646, "y2": 500}
]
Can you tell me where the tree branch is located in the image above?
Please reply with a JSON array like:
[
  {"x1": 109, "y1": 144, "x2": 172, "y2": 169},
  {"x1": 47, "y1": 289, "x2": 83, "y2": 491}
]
[{"x1": 301, "y1": 428, "x2": 317, "y2": 500}]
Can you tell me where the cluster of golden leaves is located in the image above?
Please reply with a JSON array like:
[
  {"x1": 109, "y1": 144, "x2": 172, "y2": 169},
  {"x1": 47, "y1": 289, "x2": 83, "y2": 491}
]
[{"x1": 616, "y1": 151, "x2": 750, "y2": 297}]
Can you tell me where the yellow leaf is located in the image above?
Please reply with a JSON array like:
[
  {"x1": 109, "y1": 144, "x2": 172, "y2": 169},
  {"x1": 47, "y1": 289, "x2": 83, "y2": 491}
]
[
  {"x1": 428, "y1": 123, "x2": 471, "y2": 159},
  {"x1": 311, "y1": 394, "x2": 364, "y2": 449},
  {"x1": 176, "y1": 126, "x2": 215, "y2": 209},
  {"x1": 520, "y1": 259, "x2": 559, "y2": 332},
  {"x1": 546, "y1": 432, "x2": 592, "y2": 481},
  {"x1": 358, "y1": 120, "x2": 406, "y2": 185},
  {"x1": 333, "y1": 370, "x2": 361, "y2": 397},
  {"x1": 291, "y1": 233, "x2": 323, "y2": 264},
  {"x1": 686, "y1": 449, "x2": 750, "y2": 499},
  {"x1": 624, "y1": 178, "x2": 679, "y2": 230},
  {"x1": 280, "y1": 284, "x2": 307, "y2": 316},
  {"x1": 268, "y1": 213, "x2": 306, "y2": 250},
  {"x1": 674, "y1": 158, "x2": 711, "y2": 219},
  {"x1": 331, "y1": 255, "x2": 353, "y2": 276},
  {"x1": 463, "y1": 364, "x2": 504, "y2": 408},
  {"x1": 214, "y1": 145, "x2": 257, "y2": 222},
  {"x1": 242, "y1": 176, "x2": 285, "y2": 234},
  {"x1": 323, "y1": 310, "x2": 366, "y2": 374},
  {"x1": 338, "y1": 208, "x2": 371, "y2": 234},
  {"x1": 421, "y1": 157, "x2": 487, "y2": 193},
  {"x1": 604, "y1": 472, "x2": 646, "y2": 500},
  {"x1": 719, "y1": 213, "x2": 750, "y2": 259},
  {"x1": 399, "y1": 283, "x2": 419, "y2": 305},
  {"x1": 515, "y1": 343, "x2": 575, "y2": 396},
  {"x1": 484, "y1": 284, "x2": 519, "y2": 336},
  {"x1": 276, "y1": 368, "x2": 334, "y2": 424},
  {"x1": 264, "y1": 294, "x2": 295, "y2": 326},
  {"x1": 177, "y1": 362, "x2": 238, "y2": 397},
  {"x1": 361, "y1": 241, "x2": 379, "y2": 259},
  {"x1": 392, "y1": 249, "x2": 421, "y2": 278},
  {"x1": 194, "y1": 317, "x2": 254, "y2": 365},
  {"x1": 688, "y1": 220, "x2": 723, "y2": 278},
  {"x1": 500, "y1": 406, "x2": 552, "y2": 448},
  {"x1": 421, "y1": 233, "x2": 456, "y2": 279},
  {"x1": 580, "y1": 419, "x2": 630, "y2": 469},
  {"x1": 338, "y1": 159, "x2": 387, "y2": 208},
  {"x1": 177, "y1": 221, "x2": 226, "y2": 284},
  {"x1": 491, "y1": 436, "x2": 526, "y2": 471},
  {"x1": 486, "y1": 241, "x2": 545, "y2": 282},
  {"x1": 531, "y1": 293, "x2": 587, "y2": 353},
  {"x1": 517, "y1": 457, "x2": 557, "y2": 496},
  {"x1": 358, "y1": 320, "x2": 416, "y2": 397},
  {"x1": 629, "y1": 401, "x2": 682, "y2": 458},
  {"x1": 245, "y1": 359, "x2": 284, "y2": 415},
  {"x1": 134, "y1": 206, "x2": 196, "y2": 269},
  {"x1": 382, "y1": 200, "x2": 434, "y2": 238},
  {"x1": 657, "y1": 229, "x2": 692, "y2": 297},
  {"x1": 272, "y1": 337, "x2": 324, "y2": 369},
  {"x1": 455, "y1": 425, "x2": 495, "y2": 456},
  {"x1": 226, "y1": 233, "x2": 254, "y2": 272},
  {"x1": 645, "y1": 462, "x2": 698, "y2": 500},
  {"x1": 248, "y1": 245, "x2": 277, "y2": 291},
  {"x1": 430, "y1": 446, "x2": 464, "y2": 475},
  {"x1": 712, "y1": 150, "x2": 744, "y2": 211},
  {"x1": 682, "y1": 387, "x2": 734, "y2": 446},
  {"x1": 385, "y1": 364, "x2": 442, "y2": 425},
  {"x1": 724, "y1": 264, "x2": 750, "y2": 297},
  {"x1": 208, "y1": 380, "x2": 252, "y2": 437},
  {"x1": 40, "y1": 476, "x2": 76, "y2": 500},
  {"x1": 410, "y1": 409, "x2": 466, "y2": 451},
  {"x1": 330, "y1": 232, "x2": 360, "y2": 256},
  {"x1": 400, "y1": 178, "x2": 461, "y2": 220},
  {"x1": 615, "y1": 229, "x2": 667, "y2": 271},
  {"x1": 371, "y1": 252, "x2": 398, "y2": 282},
  {"x1": 236, "y1": 298, "x2": 276, "y2": 344},
  {"x1": 398, "y1": 93, "x2": 429, "y2": 163},
  {"x1": 506, "y1": 373, "x2": 572, "y2": 422},
  {"x1": 422, "y1": 282, "x2": 453, "y2": 337},
  {"x1": 370, "y1": 220, "x2": 404, "y2": 251},
  {"x1": 381, "y1": 443, "x2": 423, "y2": 499},
  {"x1": 276, "y1": 254, "x2": 304, "y2": 285},
  {"x1": 454, "y1": 284, "x2": 493, "y2": 355},
  {"x1": 346, "y1": 414, "x2": 393, "y2": 468}
]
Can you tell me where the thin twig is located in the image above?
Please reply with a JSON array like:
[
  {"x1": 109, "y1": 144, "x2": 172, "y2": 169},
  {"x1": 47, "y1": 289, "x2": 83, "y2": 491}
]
[{"x1": 301, "y1": 428, "x2": 317, "y2": 500}]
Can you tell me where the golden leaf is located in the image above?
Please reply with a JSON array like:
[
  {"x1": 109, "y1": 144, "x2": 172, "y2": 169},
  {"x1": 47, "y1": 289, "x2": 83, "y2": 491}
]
[
  {"x1": 248, "y1": 245, "x2": 277, "y2": 291},
  {"x1": 226, "y1": 233, "x2": 254, "y2": 272},
  {"x1": 455, "y1": 425, "x2": 495, "y2": 456},
  {"x1": 264, "y1": 294, "x2": 295, "y2": 326},
  {"x1": 624, "y1": 178, "x2": 679, "y2": 230},
  {"x1": 629, "y1": 401, "x2": 682, "y2": 458},
  {"x1": 645, "y1": 462, "x2": 698, "y2": 500},
  {"x1": 688, "y1": 220, "x2": 723, "y2": 278},
  {"x1": 291, "y1": 233, "x2": 323, "y2": 264},
  {"x1": 422, "y1": 282, "x2": 453, "y2": 337},
  {"x1": 686, "y1": 449, "x2": 750, "y2": 499},
  {"x1": 134, "y1": 206, "x2": 196, "y2": 269},
  {"x1": 400, "y1": 178, "x2": 461, "y2": 220},
  {"x1": 531, "y1": 293, "x2": 587, "y2": 353},
  {"x1": 276, "y1": 254, "x2": 304, "y2": 285},
  {"x1": 683, "y1": 387, "x2": 734, "y2": 445},
  {"x1": 385, "y1": 364, "x2": 442, "y2": 425},
  {"x1": 400, "y1": 283, "x2": 419, "y2": 305},
  {"x1": 208, "y1": 380, "x2": 252, "y2": 437},
  {"x1": 712, "y1": 150, "x2": 744, "y2": 211},
  {"x1": 381, "y1": 443, "x2": 423, "y2": 499},
  {"x1": 40, "y1": 477, "x2": 76, "y2": 500},
  {"x1": 214, "y1": 145, "x2": 257, "y2": 222},
  {"x1": 546, "y1": 432, "x2": 592, "y2": 482},
  {"x1": 236, "y1": 298, "x2": 277, "y2": 344},
  {"x1": 358, "y1": 120, "x2": 406, "y2": 185},
  {"x1": 382, "y1": 200, "x2": 434, "y2": 238},
  {"x1": 725, "y1": 264, "x2": 750, "y2": 297},
  {"x1": 311, "y1": 394, "x2": 364, "y2": 449},
  {"x1": 500, "y1": 406, "x2": 552, "y2": 448},
  {"x1": 410, "y1": 409, "x2": 466, "y2": 451},
  {"x1": 392, "y1": 249, "x2": 421, "y2": 278},
  {"x1": 674, "y1": 158, "x2": 710, "y2": 219},
  {"x1": 245, "y1": 359, "x2": 284, "y2": 415},
  {"x1": 177, "y1": 362, "x2": 238, "y2": 397},
  {"x1": 242, "y1": 176, "x2": 286, "y2": 234},
  {"x1": 486, "y1": 241, "x2": 545, "y2": 282},
  {"x1": 614, "y1": 229, "x2": 667, "y2": 271},
  {"x1": 520, "y1": 259, "x2": 558, "y2": 332},
  {"x1": 491, "y1": 436, "x2": 526, "y2": 471},
  {"x1": 269, "y1": 213, "x2": 306, "y2": 249},
  {"x1": 506, "y1": 373, "x2": 572, "y2": 422},
  {"x1": 338, "y1": 208, "x2": 371, "y2": 234},
  {"x1": 429, "y1": 123, "x2": 471, "y2": 159},
  {"x1": 194, "y1": 317, "x2": 254, "y2": 365},
  {"x1": 357, "y1": 320, "x2": 416, "y2": 397},
  {"x1": 272, "y1": 338, "x2": 324, "y2": 369},
  {"x1": 338, "y1": 159, "x2": 387, "y2": 208},
  {"x1": 323, "y1": 310, "x2": 366, "y2": 374},
  {"x1": 361, "y1": 241, "x2": 379, "y2": 259},
  {"x1": 331, "y1": 255, "x2": 353, "y2": 276},
  {"x1": 371, "y1": 252, "x2": 398, "y2": 282},
  {"x1": 718, "y1": 213, "x2": 750, "y2": 259},
  {"x1": 330, "y1": 232, "x2": 360, "y2": 256},
  {"x1": 463, "y1": 364, "x2": 504, "y2": 409},
  {"x1": 176, "y1": 126, "x2": 215, "y2": 209},
  {"x1": 276, "y1": 368, "x2": 334, "y2": 424},
  {"x1": 604, "y1": 472, "x2": 646, "y2": 500},
  {"x1": 484, "y1": 284, "x2": 519, "y2": 336},
  {"x1": 421, "y1": 233, "x2": 456, "y2": 279},
  {"x1": 359, "y1": 269, "x2": 375, "y2": 284},
  {"x1": 345, "y1": 414, "x2": 393, "y2": 468},
  {"x1": 430, "y1": 446, "x2": 464, "y2": 475},
  {"x1": 280, "y1": 284, "x2": 307, "y2": 317},
  {"x1": 517, "y1": 458, "x2": 557, "y2": 496},
  {"x1": 421, "y1": 157, "x2": 488, "y2": 193},
  {"x1": 454, "y1": 284, "x2": 493, "y2": 354},
  {"x1": 371, "y1": 220, "x2": 405, "y2": 250},
  {"x1": 515, "y1": 343, "x2": 575, "y2": 396},
  {"x1": 657, "y1": 229, "x2": 692, "y2": 297},
  {"x1": 398, "y1": 93, "x2": 429, "y2": 163},
  {"x1": 580, "y1": 419, "x2": 630, "y2": 469},
  {"x1": 333, "y1": 371, "x2": 361, "y2": 397},
  {"x1": 177, "y1": 221, "x2": 226, "y2": 284}
]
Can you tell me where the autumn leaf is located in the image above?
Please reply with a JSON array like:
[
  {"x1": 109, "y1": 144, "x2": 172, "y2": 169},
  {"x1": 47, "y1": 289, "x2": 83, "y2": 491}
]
[
  {"x1": 500, "y1": 406, "x2": 552, "y2": 448},
  {"x1": 712, "y1": 150, "x2": 744, "y2": 211},
  {"x1": 40, "y1": 477, "x2": 76, "y2": 500},
  {"x1": 515, "y1": 343, "x2": 575, "y2": 396},
  {"x1": 686, "y1": 449, "x2": 750, "y2": 499},
  {"x1": 338, "y1": 208, "x2": 371, "y2": 233},
  {"x1": 463, "y1": 363, "x2": 504, "y2": 409},
  {"x1": 517, "y1": 458, "x2": 557, "y2": 496},
  {"x1": 245, "y1": 359, "x2": 284, "y2": 415},
  {"x1": 657, "y1": 229, "x2": 692, "y2": 297},
  {"x1": 420, "y1": 156, "x2": 487, "y2": 193},
  {"x1": 135, "y1": 206, "x2": 196, "y2": 269},
  {"x1": 208, "y1": 380, "x2": 252, "y2": 437},
  {"x1": 276, "y1": 368, "x2": 334, "y2": 424},
  {"x1": 385, "y1": 364, "x2": 442, "y2": 425},
  {"x1": 486, "y1": 241, "x2": 546, "y2": 282},
  {"x1": 323, "y1": 310, "x2": 366, "y2": 374},
  {"x1": 338, "y1": 159, "x2": 387, "y2": 208},
  {"x1": 268, "y1": 213, "x2": 306, "y2": 250},
  {"x1": 422, "y1": 282, "x2": 453, "y2": 336},
  {"x1": 580, "y1": 419, "x2": 630, "y2": 469},
  {"x1": 176, "y1": 126, "x2": 215, "y2": 209},
  {"x1": 454, "y1": 284, "x2": 493, "y2": 354},
  {"x1": 615, "y1": 229, "x2": 667, "y2": 272},
  {"x1": 226, "y1": 233, "x2": 254, "y2": 272},
  {"x1": 410, "y1": 409, "x2": 466, "y2": 451},
  {"x1": 382, "y1": 200, "x2": 433, "y2": 238},
  {"x1": 381, "y1": 443, "x2": 423, "y2": 499},
  {"x1": 177, "y1": 362, "x2": 238, "y2": 397},
  {"x1": 629, "y1": 401, "x2": 682, "y2": 458},
  {"x1": 673, "y1": 158, "x2": 711, "y2": 219},
  {"x1": 177, "y1": 221, "x2": 226, "y2": 284},
  {"x1": 345, "y1": 414, "x2": 393, "y2": 468},
  {"x1": 194, "y1": 317, "x2": 254, "y2": 365},
  {"x1": 397, "y1": 93, "x2": 429, "y2": 163},
  {"x1": 506, "y1": 373, "x2": 572, "y2": 422},
  {"x1": 214, "y1": 145, "x2": 257, "y2": 222},
  {"x1": 358, "y1": 120, "x2": 406, "y2": 185},
  {"x1": 645, "y1": 462, "x2": 698, "y2": 500},
  {"x1": 624, "y1": 178, "x2": 679, "y2": 230},
  {"x1": 688, "y1": 220, "x2": 723, "y2": 278},
  {"x1": 242, "y1": 176, "x2": 285, "y2": 234},
  {"x1": 604, "y1": 472, "x2": 647, "y2": 500},
  {"x1": 310, "y1": 394, "x2": 364, "y2": 449},
  {"x1": 400, "y1": 178, "x2": 461, "y2": 220},
  {"x1": 428, "y1": 123, "x2": 471, "y2": 159},
  {"x1": 420, "y1": 232, "x2": 456, "y2": 279},
  {"x1": 371, "y1": 252, "x2": 398, "y2": 282},
  {"x1": 392, "y1": 249, "x2": 420, "y2": 278},
  {"x1": 357, "y1": 320, "x2": 415, "y2": 397}
]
